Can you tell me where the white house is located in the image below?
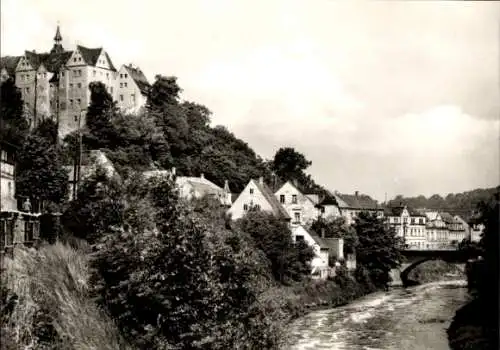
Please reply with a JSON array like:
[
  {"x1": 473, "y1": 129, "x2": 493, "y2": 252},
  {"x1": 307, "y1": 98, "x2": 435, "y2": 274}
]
[
  {"x1": 315, "y1": 191, "x2": 342, "y2": 219},
  {"x1": 274, "y1": 181, "x2": 319, "y2": 226},
  {"x1": 143, "y1": 169, "x2": 232, "y2": 206},
  {"x1": 227, "y1": 177, "x2": 290, "y2": 221},
  {"x1": 424, "y1": 211, "x2": 450, "y2": 250},
  {"x1": 385, "y1": 205, "x2": 427, "y2": 250},
  {"x1": 291, "y1": 225, "x2": 330, "y2": 279}
]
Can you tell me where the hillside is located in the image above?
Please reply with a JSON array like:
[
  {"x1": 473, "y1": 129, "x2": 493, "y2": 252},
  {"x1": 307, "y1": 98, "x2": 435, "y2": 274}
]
[{"x1": 386, "y1": 186, "x2": 500, "y2": 217}]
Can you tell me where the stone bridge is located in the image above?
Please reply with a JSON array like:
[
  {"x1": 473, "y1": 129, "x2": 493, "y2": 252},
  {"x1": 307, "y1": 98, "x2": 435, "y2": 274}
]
[{"x1": 399, "y1": 249, "x2": 471, "y2": 287}]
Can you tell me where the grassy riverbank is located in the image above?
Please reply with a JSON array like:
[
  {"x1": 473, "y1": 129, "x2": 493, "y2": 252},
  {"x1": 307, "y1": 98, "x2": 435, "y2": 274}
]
[
  {"x1": 1, "y1": 243, "x2": 129, "y2": 350},
  {"x1": 407, "y1": 261, "x2": 465, "y2": 285}
]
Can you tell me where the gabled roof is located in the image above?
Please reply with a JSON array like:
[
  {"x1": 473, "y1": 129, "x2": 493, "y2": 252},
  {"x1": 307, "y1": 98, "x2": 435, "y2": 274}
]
[
  {"x1": 385, "y1": 206, "x2": 405, "y2": 217},
  {"x1": 299, "y1": 226, "x2": 328, "y2": 249},
  {"x1": 77, "y1": 45, "x2": 117, "y2": 71},
  {"x1": 335, "y1": 193, "x2": 380, "y2": 210},
  {"x1": 24, "y1": 51, "x2": 44, "y2": 69},
  {"x1": 276, "y1": 180, "x2": 318, "y2": 206},
  {"x1": 253, "y1": 179, "x2": 290, "y2": 220},
  {"x1": 317, "y1": 191, "x2": 339, "y2": 206},
  {"x1": 177, "y1": 176, "x2": 225, "y2": 197},
  {"x1": 440, "y1": 212, "x2": 455, "y2": 224},
  {"x1": 0, "y1": 56, "x2": 21, "y2": 75},
  {"x1": 124, "y1": 64, "x2": 150, "y2": 96},
  {"x1": 44, "y1": 51, "x2": 73, "y2": 73}
]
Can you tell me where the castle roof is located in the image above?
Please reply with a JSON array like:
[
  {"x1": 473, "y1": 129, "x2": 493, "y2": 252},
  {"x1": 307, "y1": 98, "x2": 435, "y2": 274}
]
[{"x1": 0, "y1": 56, "x2": 21, "y2": 75}]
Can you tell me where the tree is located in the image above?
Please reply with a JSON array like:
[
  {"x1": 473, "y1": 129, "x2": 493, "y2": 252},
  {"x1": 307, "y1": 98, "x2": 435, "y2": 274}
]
[
  {"x1": 310, "y1": 216, "x2": 358, "y2": 254},
  {"x1": 236, "y1": 210, "x2": 314, "y2": 284},
  {"x1": 271, "y1": 147, "x2": 311, "y2": 183},
  {"x1": 0, "y1": 78, "x2": 29, "y2": 146},
  {"x1": 353, "y1": 212, "x2": 404, "y2": 289},
  {"x1": 90, "y1": 174, "x2": 283, "y2": 349},
  {"x1": 16, "y1": 121, "x2": 69, "y2": 210},
  {"x1": 84, "y1": 81, "x2": 118, "y2": 149}
]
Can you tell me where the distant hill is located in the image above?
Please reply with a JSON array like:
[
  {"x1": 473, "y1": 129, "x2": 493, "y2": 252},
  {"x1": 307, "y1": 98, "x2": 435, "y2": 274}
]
[{"x1": 386, "y1": 186, "x2": 500, "y2": 218}]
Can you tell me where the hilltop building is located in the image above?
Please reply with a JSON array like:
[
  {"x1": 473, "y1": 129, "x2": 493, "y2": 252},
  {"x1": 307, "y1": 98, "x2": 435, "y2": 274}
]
[{"x1": 0, "y1": 24, "x2": 151, "y2": 136}]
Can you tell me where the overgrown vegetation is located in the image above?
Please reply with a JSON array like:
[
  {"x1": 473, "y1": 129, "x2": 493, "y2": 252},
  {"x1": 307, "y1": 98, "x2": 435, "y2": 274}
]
[
  {"x1": 0, "y1": 243, "x2": 128, "y2": 350},
  {"x1": 447, "y1": 189, "x2": 499, "y2": 350},
  {"x1": 407, "y1": 260, "x2": 464, "y2": 285}
]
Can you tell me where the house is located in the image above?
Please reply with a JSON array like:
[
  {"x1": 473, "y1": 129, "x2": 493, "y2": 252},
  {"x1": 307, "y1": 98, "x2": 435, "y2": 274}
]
[
  {"x1": 1, "y1": 141, "x2": 40, "y2": 256},
  {"x1": 143, "y1": 169, "x2": 232, "y2": 206},
  {"x1": 441, "y1": 212, "x2": 468, "y2": 246},
  {"x1": 385, "y1": 204, "x2": 427, "y2": 250},
  {"x1": 291, "y1": 225, "x2": 330, "y2": 279},
  {"x1": 1, "y1": 24, "x2": 148, "y2": 136},
  {"x1": 274, "y1": 180, "x2": 320, "y2": 226},
  {"x1": 227, "y1": 177, "x2": 290, "y2": 221},
  {"x1": 65, "y1": 150, "x2": 117, "y2": 200},
  {"x1": 315, "y1": 191, "x2": 342, "y2": 219},
  {"x1": 424, "y1": 211, "x2": 450, "y2": 250},
  {"x1": 334, "y1": 191, "x2": 384, "y2": 225},
  {"x1": 1, "y1": 142, "x2": 17, "y2": 211}
]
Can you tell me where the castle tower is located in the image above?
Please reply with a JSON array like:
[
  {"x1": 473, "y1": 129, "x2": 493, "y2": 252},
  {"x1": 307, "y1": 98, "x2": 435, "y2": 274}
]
[{"x1": 51, "y1": 23, "x2": 64, "y2": 54}]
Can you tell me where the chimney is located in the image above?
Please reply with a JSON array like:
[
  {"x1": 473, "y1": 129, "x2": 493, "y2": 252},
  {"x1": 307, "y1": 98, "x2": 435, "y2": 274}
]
[
  {"x1": 292, "y1": 179, "x2": 298, "y2": 187},
  {"x1": 259, "y1": 177, "x2": 264, "y2": 186},
  {"x1": 171, "y1": 167, "x2": 176, "y2": 176},
  {"x1": 224, "y1": 180, "x2": 229, "y2": 192},
  {"x1": 200, "y1": 173, "x2": 205, "y2": 179},
  {"x1": 355, "y1": 191, "x2": 359, "y2": 198}
]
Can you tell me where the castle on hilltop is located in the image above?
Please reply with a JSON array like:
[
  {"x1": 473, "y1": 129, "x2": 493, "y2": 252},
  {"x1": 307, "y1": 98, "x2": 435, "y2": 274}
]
[{"x1": 0, "y1": 24, "x2": 150, "y2": 136}]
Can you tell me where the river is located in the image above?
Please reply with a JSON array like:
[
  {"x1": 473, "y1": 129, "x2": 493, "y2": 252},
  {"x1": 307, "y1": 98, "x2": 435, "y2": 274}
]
[{"x1": 288, "y1": 280, "x2": 469, "y2": 350}]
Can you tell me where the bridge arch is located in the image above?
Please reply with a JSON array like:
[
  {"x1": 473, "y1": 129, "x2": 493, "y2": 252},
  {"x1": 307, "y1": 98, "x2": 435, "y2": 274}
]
[{"x1": 399, "y1": 249, "x2": 469, "y2": 287}]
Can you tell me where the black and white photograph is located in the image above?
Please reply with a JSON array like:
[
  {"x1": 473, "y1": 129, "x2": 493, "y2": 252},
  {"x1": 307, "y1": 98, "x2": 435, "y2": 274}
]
[{"x1": 0, "y1": 1, "x2": 499, "y2": 349}]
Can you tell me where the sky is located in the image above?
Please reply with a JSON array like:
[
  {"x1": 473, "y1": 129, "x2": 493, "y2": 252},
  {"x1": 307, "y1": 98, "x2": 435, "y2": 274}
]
[{"x1": 2, "y1": 0, "x2": 499, "y2": 201}]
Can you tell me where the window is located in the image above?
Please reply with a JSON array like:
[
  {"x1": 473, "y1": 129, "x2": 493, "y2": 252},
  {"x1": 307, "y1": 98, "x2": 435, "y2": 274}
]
[
  {"x1": 120, "y1": 74, "x2": 123, "y2": 78},
  {"x1": 73, "y1": 70, "x2": 77, "y2": 77},
  {"x1": 120, "y1": 83, "x2": 123, "y2": 88},
  {"x1": 292, "y1": 195, "x2": 297, "y2": 204},
  {"x1": 254, "y1": 204, "x2": 260, "y2": 210},
  {"x1": 61, "y1": 72, "x2": 65, "y2": 77},
  {"x1": 69, "y1": 83, "x2": 73, "y2": 89},
  {"x1": 106, "y1": 73, "x2": 109, "y2": 79},
  {"x1": 294, "y1": 212, "x2": 301, "y2": 223},
  {"x1": 74, "y1": 115, "x2": 78, "y2": 121},
  {"x1": 419, "y1": 218, "x2": 424, "y2": 224},
  {"x1": 295, "y1": 235, "x2": 304, "y2": 242},
  {"x1": 249, "y1": 188, "x2": 254, "y2": 194},
  {"x1": 124, "y1": 82, "x2": 128, "y2": 87},
  {"x1": 243, "y1": 204, "x2": 248, "y2": 211},
  {"x1": 131, "y1": 94, "x2": 135, "y2": 104},
  {"x1": 77, "y1": 98, "x2": 81, "y2": 106},
  {"x1": 69, "y1": 99, "x2": 73, "y2": 107},
  {"x1": 26, "y1": 87, "x2": 30, "y2": 93},
  {"x1": 119, "y1": 94, "x2": 124, "y2": 101},
  {"x1": 77, "y1": 82, "x2": 82, "y2": 89},
  {"x1": 124, "y1": 73, "x2": 128, "y2": 78},
  {"x1": 7, "y1": 182, "x2": 11, "y2": 195},
  {"x1": 279, "y1": 194, "x2": 285, "y2": 203}
]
